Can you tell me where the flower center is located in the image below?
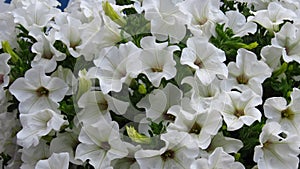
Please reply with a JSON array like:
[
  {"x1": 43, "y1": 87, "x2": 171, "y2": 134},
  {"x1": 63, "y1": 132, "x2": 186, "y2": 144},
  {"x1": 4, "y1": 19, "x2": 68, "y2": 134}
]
[
  {"x1": 98, "y1": 100, "x2": 108, "y2": 111},
  {"x1": 198, "y1": 18, "x2": 208, "y2": 25},
  {"x1": 42, "y1": 49, "x2": 54, "y2": 60},
  {"x1": 100, "y1": 141, "x2": 111, "y2": 151},
  {"x1": 194, "y1": 58, "x2": 204, "y2": 68},
  {"x1": 162, "y1": 111, "x2": 176, "y2": 121},
  {"x1": 281, "y1": 108, "x2": 294, "y2": 120},
  {"x1": 236, "y1": 74, "x2": 249, "y2": 84},
  {"x1": 161, "y1": 149, "x2": 175, "y2": 161},
  {"x1": 151, "y1": 67, "x2": 163, "y2": 72},
  {"x1": 0, "y1": 74, "x2": 4, "y2": 84},
  {"x1": 36, "y1": 87, "x2": 49, "y2": 97},
  {"x1": 189, "y1": 122, "x2": 201, "y2": 134},
  {"x1": 70, "y1": 39, "x2": 81, "y2": 50},
  {"x1": 234, "y1": 109, "x2": 245, "y2": 118}
]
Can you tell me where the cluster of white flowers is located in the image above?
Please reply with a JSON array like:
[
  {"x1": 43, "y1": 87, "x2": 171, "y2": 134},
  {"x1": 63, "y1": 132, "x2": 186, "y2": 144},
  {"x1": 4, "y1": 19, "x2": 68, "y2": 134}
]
[{"x1": 1, "y1": 0, "x2": 300, "y2": 168}]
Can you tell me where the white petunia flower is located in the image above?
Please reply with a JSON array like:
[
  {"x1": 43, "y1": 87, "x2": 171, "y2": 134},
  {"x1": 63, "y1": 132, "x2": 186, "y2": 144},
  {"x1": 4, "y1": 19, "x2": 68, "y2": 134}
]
[
  {"x1": 138, "y1": 36, "x2": 179, "y2": 87},
  {"x1": 250, "y1": 2, "x2": 296, "y2": 32},
  {"x1": 178, "y1": 0, "x2": 227, "y2": 38},
  {"x1": 181, "y1": 37, "x2": 228, "y2": 85},
  {"x1": 53, "y1": 14, "x2": 82, "y2": 58},
  {"x1": 264, "y1": 88, "x2": 300, "y2": 135},
  {"x1": 167, "y1": 103, "x2": 223, "y2": 149},
  {"x1": 224, "y1": 48, "x2": 272, "y2": 96},
  {"x1": 12, "y1": 0, "x2": 60, "y2": 31},
  {"x1": 182, "y1": 76, "x2": 222, "y2": 112},
  {"x1": 75, "y1": 117, "x2": 128, "y2": 169},
  {"x1": 30, "y1": 29, "x2": 66, "y2": 73},
  {"x1": 260, "y1": 45, "x2": 283, "y2": 71},
  {"x1": 17, "y1": 109, "x2": 68, "y2": 148},
  {"x1": 49, "y1": 127, "x2": 82, "y2": 165},
  {"x1": 271, "y1": 22, "x2": 300, "y2": 63},
  {"x1": 77, "y1": 90, "x2": 129, "y2": 124},
  {"x1": 0, "y1": 12, "x2": 17, "y2": 49},
  {"x1": 254, "y1": 122, "x2": 300, "y2": 169},
  {"x1": 51, "y1": 65, "x2": 78, "y2": 96},
  {"x1": 216, "y1": 90, "x2": 262, "y2": 131},
  {"x1": 137, "y1": 83, "x2": 182, "y2": 123},
  {"x1": 20, "y1": 140, "x2": 50, "y2": 169},
  {"x1": 191, "y1": 147, "x2": 245, "y2": 169},
  {"x1": 0, "y1": 111, "x2": 20, "y2": 163},
  {"x1": 142, "y1": 0, "x2": 187, "y2": 42},
  {"x1": 225, "y1": 10, "x2": 257, "y2": 37},
  {"x1": 91, "y1": 41, "x2": 142, "y2": 94},
  {"x1": 78, "y1": 13, "x2": 124, "y2": 61},
  {"x1": 9, "y1": 67, "x2": 69, "y2": 114},
  {"x1": 111, "y1": 143, "x2": 142, "y2": 169},
  {"x1": 135, "y1": 130, "x2": 198, "y2": 169},
  {"x1": 208, "y1": 132, "x2": 244, "y2": 154},
  {"x1": 35, "y1": 152, "x2": 69, "y2": 169},
  {"x1": 0, "y1": 53, "x2": 11, "y2": 88}
]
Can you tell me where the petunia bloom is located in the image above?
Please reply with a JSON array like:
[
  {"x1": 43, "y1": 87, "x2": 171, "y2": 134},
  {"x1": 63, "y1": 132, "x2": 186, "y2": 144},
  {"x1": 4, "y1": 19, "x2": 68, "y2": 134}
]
[
  {"x1": 17, "y1": 109, "x2": 68, "y2": 148},
  {"x1": 181, "y1": 37, "x2": 228, "y2": 85},
  {"x1": 254, "y1": 122, "x2": 300, "y2": 169},
  {"x1": 9, "y1": 67, "x2": 69, "y2": 114}
]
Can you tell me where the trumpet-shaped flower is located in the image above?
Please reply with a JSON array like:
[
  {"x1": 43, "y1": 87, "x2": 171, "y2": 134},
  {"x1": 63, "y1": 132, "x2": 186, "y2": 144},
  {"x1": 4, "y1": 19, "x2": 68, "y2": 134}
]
[
  {"x1": 225, "y1": 10, "x2": 257, "y2": 37},
  {"x1": 50, "y1": 128, "x2": 82, "y2": 165},
  {"x1": 191, "y1": 147, "x2": 245, "y2": 169},
  {"x1": 12, "y1": 0, "x2": 60, "y2": 31},
  {"x1": 54, "y1": 14, "x2": 82, "y2": 58},
  {"x1": 17, "y1": 109, "x2": 68, "y2": 149},
  {"x1": 250, "y1": 2, "x2": 296, "y2": 32},
  {"x1": 138, "y1": 36, "x2": 179, "y2": 87},
  {"x1": 208, "y1": 132, "x2": 244, "y2": 154},
  {"x1": 135, "y1": 130, "x2": 198, "y2": 169},
  {"x1": 178, "y1": 0, "x2": 227, "y2": 38},
  {"x1": 78, "y1": 14, "x2": 123, "y2": 61},
  {"x1": 91, "y1": 41, "x2": 142, "y2": 94},
  {"x1": 182, "y1": 76, "x2": 222, "y2": 112},
  {"x1": 224, "y1": 48, "x2": 272, "y2": 96},
  {"x1": 75, "y1": 117, "x2": 128, "y2": 169},
  {"x1": 216, "y1": 90, "x2": 262, "y2": 131},
  {"x1": 181, "y1": 37, "x2": 228, "y2": 85},
  {"x1": 142, "y1": 0, "x2": 187, "y2": 42},
  {"x1": 35, "y1": 152, "x2": 69, "y2": 169},
  {"x1": 0, "y1": 13, "x2": 17, "y2": 49},
  {"x1": 260, "y1": 45, "x2": 283, "y2": 71},
  {"x1": 137, "y1": 83, "x2": 182, "y2": 123},
  {"x1": 30, "y1": 30, "x2": 66, "y2": 73},
  {"x1": 20, "y1": 140, "x2": 50, "y2": 169},
  {"x1": 0, "y1": 53, "x2": 11, "y2": 88},
  {"x1": 167, "y1": 103, "x2": 222, "y2": 149},
  {"x1": 77, "y1": 91, "x2": 129, "y2": 124},
  {"x1": 254, "y1": 122, "x2": 300, "y2": 169},
  {"x1": 9, "y1": 67, "x2": 69, "y2": 114},
  {"x1": 51, "y1": 66, "x2": 77, "y2": 96},
  {"x1": 264, "y1": 88, "x2": 300, "y2": 135},
  {"x1": 271, "y1": 22, "x2": 300, "y2": 63}
]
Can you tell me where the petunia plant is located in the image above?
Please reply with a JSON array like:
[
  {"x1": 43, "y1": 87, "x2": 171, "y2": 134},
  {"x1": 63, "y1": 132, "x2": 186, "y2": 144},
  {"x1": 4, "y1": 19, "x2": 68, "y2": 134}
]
[{"x1": 0, "y1": 0, "x2": 300, "y2": 169}]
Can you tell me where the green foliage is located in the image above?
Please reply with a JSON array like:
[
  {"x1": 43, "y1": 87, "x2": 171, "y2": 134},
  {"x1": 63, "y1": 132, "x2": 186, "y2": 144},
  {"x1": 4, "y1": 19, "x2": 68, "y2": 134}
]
[
  {"x1": 263, "y1": 61, "x2": 300, "y2": 101},
  {"x1": 129, "y1": 74, "x2": 156, "y2": 110},
  {"x1": 223, "y1": 121, "x2": 264, "y2": 169},
  {"x1": 220, "y1": 0, "x2": 252, "y2": 18},
  {"x1": 54, "y1": 40, "x2": 77, "y2": 71},
  {"x1": 59, "y1": 97, "x2": 76, "y2": 129},
  {"x1": 7, "y1": 25, "x2": 36, "y2": 81},
  {"x1": 148, "y1": 120, "x2": 167, "y2": 137},
  {"x1": 210, "y1": 24, "x2": 258, "y2": 62},
  {"x1": 120, "y1": 13, "x2": 151, "y2": 47},
  {"x1": 0, "y1": 153, "x2": 11, "y2": 169}
]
